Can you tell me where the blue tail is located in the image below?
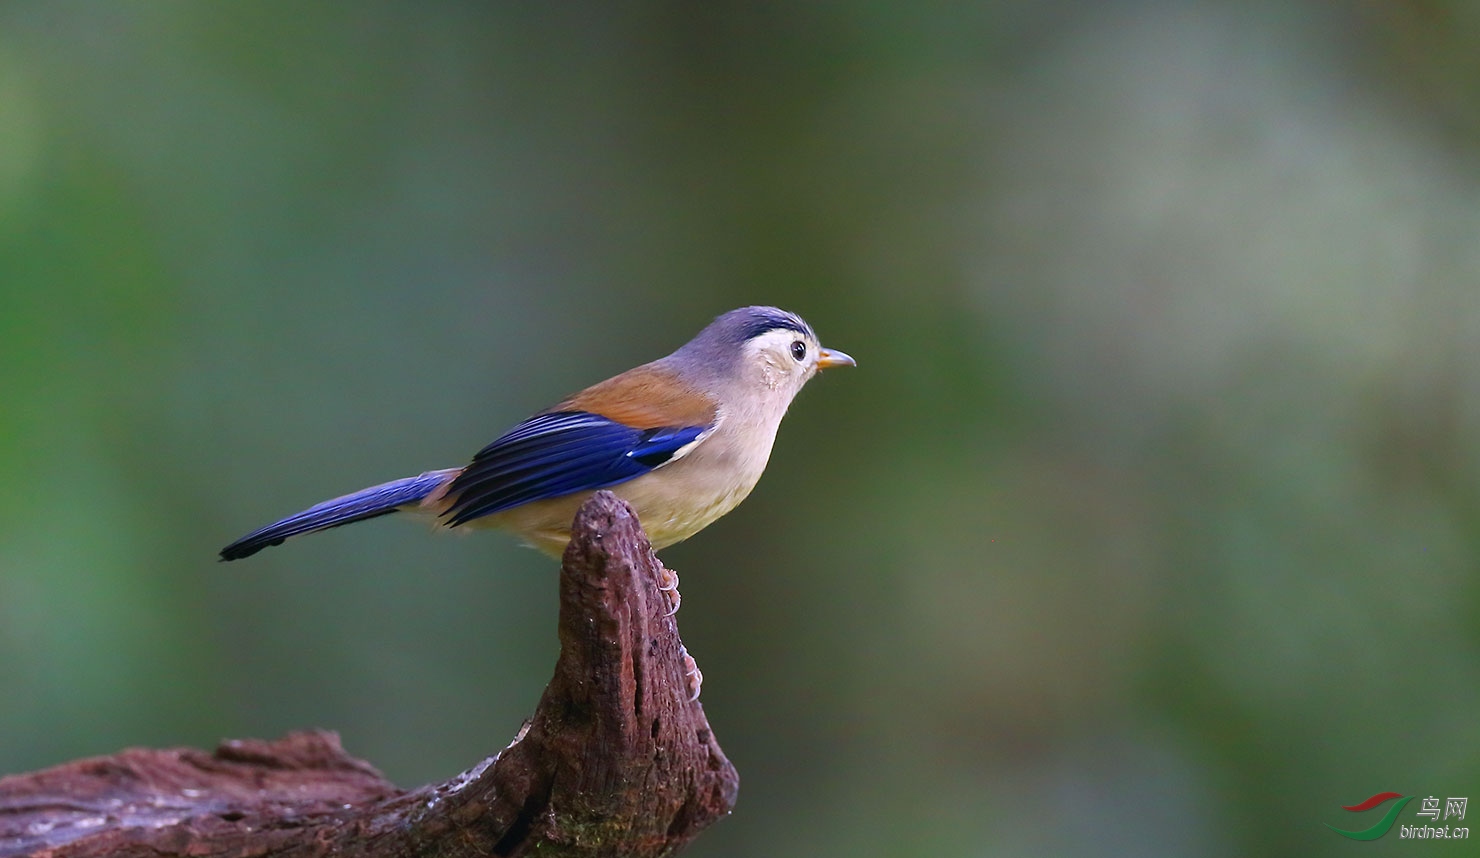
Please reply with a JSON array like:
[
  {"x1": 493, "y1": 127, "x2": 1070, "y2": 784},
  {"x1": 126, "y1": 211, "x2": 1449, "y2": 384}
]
[{"x1": 220, "y1": 469, "x2": 455, "y2": 561}]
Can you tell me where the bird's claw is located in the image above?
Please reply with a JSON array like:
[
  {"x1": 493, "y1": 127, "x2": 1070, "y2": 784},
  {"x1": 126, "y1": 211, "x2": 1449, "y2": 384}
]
[
  {"x1": 658, "y1": 567, "x2": 694, "y2": 696},
  {"x1": 681, "y1": 646, "x2": 703, "y2": 701},
  {"x1": 658, "y1": 566, "x2": 681, "y2": 616}
]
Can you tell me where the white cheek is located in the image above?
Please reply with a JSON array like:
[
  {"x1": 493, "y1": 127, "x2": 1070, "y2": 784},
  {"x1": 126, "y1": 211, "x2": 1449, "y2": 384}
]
[{"x1": 760, "y1": 357, "x2": 781, "y2": 390}]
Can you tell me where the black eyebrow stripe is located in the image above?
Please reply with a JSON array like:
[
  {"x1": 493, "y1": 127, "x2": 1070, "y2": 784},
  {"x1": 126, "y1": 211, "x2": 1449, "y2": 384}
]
[{"x1": 737, "y1": 311, "x2": 813, "y2": 341}]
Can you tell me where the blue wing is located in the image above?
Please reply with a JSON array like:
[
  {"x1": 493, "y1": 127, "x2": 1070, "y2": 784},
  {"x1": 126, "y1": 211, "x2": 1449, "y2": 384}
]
[{"x1": 441, "y1": 411, "x2": 706, "y2": 527}]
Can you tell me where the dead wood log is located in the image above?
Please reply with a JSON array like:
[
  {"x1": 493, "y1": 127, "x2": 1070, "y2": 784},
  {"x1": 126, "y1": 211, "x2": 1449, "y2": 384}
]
[{"x1": 0, "y1": 491, "x2": 738, "y2": 857}]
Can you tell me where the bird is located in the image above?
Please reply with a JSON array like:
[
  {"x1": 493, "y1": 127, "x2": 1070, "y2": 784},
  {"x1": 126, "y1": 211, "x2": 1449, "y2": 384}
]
[{"x1": 220, "y1": 306, "x2": 854, "y2": 562}]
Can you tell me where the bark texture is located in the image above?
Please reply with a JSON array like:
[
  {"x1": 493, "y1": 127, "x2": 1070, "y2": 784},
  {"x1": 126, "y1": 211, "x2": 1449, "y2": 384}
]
[{"x1": 0, "y1": 491, "x2": 738, "y2": 857}]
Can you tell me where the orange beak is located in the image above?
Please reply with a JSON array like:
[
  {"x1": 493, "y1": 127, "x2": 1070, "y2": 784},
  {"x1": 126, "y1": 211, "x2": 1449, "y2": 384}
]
[{"x1": 816, "y1": 347, "x2": 856, "y2": 370}]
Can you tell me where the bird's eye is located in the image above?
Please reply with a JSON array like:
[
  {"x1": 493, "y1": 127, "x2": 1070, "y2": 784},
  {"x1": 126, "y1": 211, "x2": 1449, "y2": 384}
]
[{"x1": 790, "y1": 340, "x2": 807, "y2": 361}]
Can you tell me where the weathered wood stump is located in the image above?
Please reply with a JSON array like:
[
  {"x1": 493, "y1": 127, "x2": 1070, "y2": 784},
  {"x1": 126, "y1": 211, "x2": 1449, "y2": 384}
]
[{"x1": 0, "y1": 491, "x2": 738, "y2": 857}]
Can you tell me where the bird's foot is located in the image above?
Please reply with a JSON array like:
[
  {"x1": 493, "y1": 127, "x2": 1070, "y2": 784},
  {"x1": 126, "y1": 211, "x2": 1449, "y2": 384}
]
[
  {"x1": 680, "y1": 645, "x2": 703, "y2": 701},
  {"x1": 657, "y1": 565, "x2": 681, "y2": 616}
]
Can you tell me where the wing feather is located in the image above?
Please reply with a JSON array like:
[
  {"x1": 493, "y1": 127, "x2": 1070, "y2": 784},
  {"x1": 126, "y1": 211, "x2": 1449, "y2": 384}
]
[{"x1": 441, "y1": 411, "x2": 708, "y2": 527}]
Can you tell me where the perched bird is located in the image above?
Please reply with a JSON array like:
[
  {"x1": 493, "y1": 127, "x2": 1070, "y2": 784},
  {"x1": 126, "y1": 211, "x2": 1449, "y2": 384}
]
[{"x1": 220, "y1": 306, "x2": 854, "y2": 561}]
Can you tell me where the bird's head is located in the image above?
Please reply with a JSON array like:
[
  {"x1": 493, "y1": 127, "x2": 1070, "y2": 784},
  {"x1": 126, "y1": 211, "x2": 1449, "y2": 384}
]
[{"x1": 672, "y1": 306, "x2": 855, "y2": 406}]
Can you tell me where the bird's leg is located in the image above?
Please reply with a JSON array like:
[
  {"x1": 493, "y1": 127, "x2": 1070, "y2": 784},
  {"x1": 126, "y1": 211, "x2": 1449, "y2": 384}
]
[
  {"x1": 679, "y1": 644, "x2": 704, "y2": 701},
  {"x1": 656, "y1": 565, "x2": 698, "y2": 697},
  {"x1": 657, "y1": 565, "x2": 681, "y2": 616}
]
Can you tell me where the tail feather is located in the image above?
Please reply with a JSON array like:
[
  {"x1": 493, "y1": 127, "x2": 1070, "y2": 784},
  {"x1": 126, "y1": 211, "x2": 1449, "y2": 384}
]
[{"x1": 220, "y1": 469, "x2": 457, "y2": 561}]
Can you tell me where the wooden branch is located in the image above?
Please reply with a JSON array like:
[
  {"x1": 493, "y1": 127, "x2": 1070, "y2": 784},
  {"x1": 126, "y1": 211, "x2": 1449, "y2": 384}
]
[{"x1": 0, "y1": 491, "x2": 739, "y2": 858}]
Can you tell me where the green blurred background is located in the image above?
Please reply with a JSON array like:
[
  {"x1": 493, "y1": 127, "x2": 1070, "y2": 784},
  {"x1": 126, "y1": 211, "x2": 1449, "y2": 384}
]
[{"x1": 2, "y1": 2, "x2": 1478, "y2": 855}]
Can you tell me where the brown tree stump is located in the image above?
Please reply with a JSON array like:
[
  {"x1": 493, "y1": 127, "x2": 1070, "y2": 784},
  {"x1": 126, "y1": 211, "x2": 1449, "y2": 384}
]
[{"x1": 0, "y1": 491, "x2": 738, "y2": 857}]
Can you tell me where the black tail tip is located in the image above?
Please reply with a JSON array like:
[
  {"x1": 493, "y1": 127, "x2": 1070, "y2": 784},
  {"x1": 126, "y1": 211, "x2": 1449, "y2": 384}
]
[{"x1": 218, "y1": 536, "x2": 285, "y2": 562}]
